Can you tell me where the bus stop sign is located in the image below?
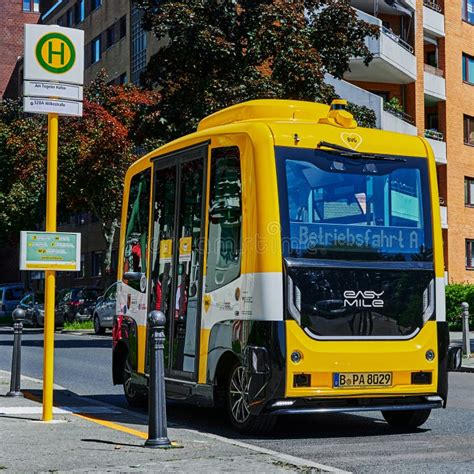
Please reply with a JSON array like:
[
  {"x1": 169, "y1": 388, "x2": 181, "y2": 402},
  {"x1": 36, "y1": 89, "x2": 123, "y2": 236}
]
[{"x1": 24, "y1": 25, "x2": 84, "y2": 85}]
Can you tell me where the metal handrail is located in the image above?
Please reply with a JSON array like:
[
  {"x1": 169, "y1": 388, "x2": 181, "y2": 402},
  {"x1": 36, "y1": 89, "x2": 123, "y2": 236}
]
[
  {"x1": 381, "y1": 26, "x2": 414, "y2": 54},
  {"x1": 424, "y1": 0, "x2": 442, "y2": 13},
  {"x1": 383, "y1": 106, "x2": 415, "y2": 125},
  {"x1": 424, "y1": 129, "x2": 444, "y2": 141}
]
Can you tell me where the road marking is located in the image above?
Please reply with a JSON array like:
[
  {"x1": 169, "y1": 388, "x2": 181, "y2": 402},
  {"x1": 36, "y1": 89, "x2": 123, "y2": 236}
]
[
  {"x1": 0, "y1": 404, "x2": 120, "y2": 415},
  {"x1": 74, "y1": 413, "x2": 148, "y2": 439}
]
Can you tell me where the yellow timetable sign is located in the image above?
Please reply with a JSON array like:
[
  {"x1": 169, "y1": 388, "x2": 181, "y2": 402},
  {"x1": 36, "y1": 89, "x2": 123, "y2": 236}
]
[{"x1": 20, "y1": 231, "x2": 81, "y2": 271}]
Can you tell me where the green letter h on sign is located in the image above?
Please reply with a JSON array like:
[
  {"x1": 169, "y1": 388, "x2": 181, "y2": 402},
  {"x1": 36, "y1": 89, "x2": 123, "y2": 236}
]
[{"x1": 48, "y1": 40, "x2": 65, "y2": 65}]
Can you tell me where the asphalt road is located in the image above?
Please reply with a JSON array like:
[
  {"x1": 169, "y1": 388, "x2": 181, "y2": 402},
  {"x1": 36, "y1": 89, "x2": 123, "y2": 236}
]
[{"x1": 0, "y1": 327, "x2": 473, "y2": 473}]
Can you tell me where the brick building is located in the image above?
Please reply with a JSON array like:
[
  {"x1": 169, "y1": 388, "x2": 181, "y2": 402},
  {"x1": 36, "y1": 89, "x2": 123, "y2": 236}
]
[{"x1": 0, "y1": 0, "x2": 40, "y2": 99}]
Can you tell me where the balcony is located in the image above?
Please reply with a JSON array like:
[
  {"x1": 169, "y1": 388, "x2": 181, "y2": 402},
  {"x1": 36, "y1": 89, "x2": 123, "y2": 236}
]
[
  {"x1": 325, "y1": 74, "x2": 417, "y2": 135},
  {"x1": 345, "y1": 9, "x2": 417, "y2": 85},
  {"x1": 424, "y1": 64, "x2": 446, "y2": 102},
  {"x1": 440, "y1": 204, "x2": 448, "y2": 229},
  {"x1": 425, "y1": 130, "x2": 447, "y2": 164},
  {"x1": 423, "y1": 2, "x2": 445, "y2": 37},
  {"x1": 381, "y1": 109, "x2": 417, "y2": 136}
]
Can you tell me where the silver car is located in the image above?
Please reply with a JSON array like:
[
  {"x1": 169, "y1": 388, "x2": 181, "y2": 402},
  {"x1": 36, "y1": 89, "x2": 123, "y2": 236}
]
[{"x1": 92, "y1": 283, "x2": 117, "y2": 335}]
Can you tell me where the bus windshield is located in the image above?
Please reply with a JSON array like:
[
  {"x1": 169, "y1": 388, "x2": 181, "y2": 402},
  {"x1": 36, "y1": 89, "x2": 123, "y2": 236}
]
[{"x1": 276, "y1": 146, "x2": 433, "y2": 262}]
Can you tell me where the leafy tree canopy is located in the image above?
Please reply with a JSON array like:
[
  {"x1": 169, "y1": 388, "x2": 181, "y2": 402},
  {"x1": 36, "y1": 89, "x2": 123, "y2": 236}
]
[
  {"x1": 138, "y1": 0, "x2": 379, "y2": 139},
  {"x1": 0, "y1": 72, "x2": 160, "y2": 274}
]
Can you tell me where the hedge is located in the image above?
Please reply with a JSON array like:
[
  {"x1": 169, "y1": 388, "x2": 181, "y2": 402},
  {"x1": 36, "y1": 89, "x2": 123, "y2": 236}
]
[{"x1": 445, "y1": 283, "x2": 474, "y2": 331}]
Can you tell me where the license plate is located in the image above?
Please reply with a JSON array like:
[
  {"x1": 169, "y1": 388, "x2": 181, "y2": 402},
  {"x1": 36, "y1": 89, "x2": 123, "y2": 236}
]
[{"x1": 333, "y1": 372, "x2": 392, "y2": 388}]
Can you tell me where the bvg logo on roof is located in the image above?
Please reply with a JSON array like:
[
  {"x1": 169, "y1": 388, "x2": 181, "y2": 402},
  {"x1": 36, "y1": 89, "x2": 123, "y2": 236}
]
[{"x1": 36, "y1": 33, "x2": 76, "y2": 74}]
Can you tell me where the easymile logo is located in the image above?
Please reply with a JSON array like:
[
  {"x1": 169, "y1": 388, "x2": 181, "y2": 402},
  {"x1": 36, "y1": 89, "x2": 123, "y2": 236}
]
[{"x1": 343, "y1": 290, "x2": 384, "y2": 308}]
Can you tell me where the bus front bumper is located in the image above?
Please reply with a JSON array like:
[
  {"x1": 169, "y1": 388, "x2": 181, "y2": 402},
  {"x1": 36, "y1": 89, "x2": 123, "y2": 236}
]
[{"x1": 264, "y1": 394, "x2": 443, "y2": 415}]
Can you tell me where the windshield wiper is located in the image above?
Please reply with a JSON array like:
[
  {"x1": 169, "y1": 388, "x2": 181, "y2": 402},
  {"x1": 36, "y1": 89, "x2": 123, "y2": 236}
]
[{"x1": 317, "y1": 141, "x2": 407, "y2": 162}]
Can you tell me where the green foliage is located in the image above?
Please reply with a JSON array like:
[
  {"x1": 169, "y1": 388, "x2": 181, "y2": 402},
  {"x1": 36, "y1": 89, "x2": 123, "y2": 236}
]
[
  {"x1": 138, "y1": 0, "x2": 379, "y2": 141},
  {"x1": 384, "y1": 96, "x2": 403, "y2": 114},
  {"x1": 0, "y1": 74, "x2": 159, "y2": 260},
  {"x1": 445, "y1": 283, "x2": 474, "y2": 330},
  {"x1": 347, "y1": 102, "x2": 377, "y2": 128},
  {"x1": 63, "y1": 320, "x2": 94, "y2": 331}
]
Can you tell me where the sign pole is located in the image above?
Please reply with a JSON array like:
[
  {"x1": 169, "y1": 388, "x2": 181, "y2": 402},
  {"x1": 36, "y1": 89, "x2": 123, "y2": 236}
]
[{"x1": 42, "y1": 112, "x2": 58, "y2": 422}]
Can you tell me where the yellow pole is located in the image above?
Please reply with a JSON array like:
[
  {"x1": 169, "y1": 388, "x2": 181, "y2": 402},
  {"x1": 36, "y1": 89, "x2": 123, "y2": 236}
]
[{"x1": 42, "y1": 113, "x2": 58, "y2": 422}]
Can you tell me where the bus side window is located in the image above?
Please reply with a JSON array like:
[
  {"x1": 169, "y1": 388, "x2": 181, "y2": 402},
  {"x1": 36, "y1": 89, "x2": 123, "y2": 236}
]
[
  {"x1": 206, "y1": 147, "x2": 242, "y2": 292},
  {"x1": 122, "y1": 169, "x2": 151, "y2": 292}
]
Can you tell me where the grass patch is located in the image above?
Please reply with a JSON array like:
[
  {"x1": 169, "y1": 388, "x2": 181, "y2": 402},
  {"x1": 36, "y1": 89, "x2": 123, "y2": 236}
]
[{"x1": 63, "y1": 320, "x2": 94, "y2": 331}]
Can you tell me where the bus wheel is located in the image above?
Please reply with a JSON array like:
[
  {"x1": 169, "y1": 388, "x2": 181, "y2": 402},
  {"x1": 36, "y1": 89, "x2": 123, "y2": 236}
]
[
  {"x1": 226, "y1": 362, "x2": 277, "y2": 434},
  {"x1": 123, "y1": 355, "x2": 147, "y2": 407},
  {"x1": 381, "y1": 409, "x2": 431, "y2": 430}
]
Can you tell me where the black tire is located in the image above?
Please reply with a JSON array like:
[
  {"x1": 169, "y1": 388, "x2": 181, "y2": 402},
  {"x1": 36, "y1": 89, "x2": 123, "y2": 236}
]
[
  {"x1": 93, "y1": 315, "x2": 105, "y2": 335},
  {"x1": 226, "y1": 362, "x2": 277, "y2": 434},
  {"x1": 123, "y1": 355, "x2": 147, "y2": 407},
  {"x1": 65, "y1": 312, "x2": 74, "y2": 323},
  {"x1": 382, "y1": 409, "x2": 431, "y2": 430}
]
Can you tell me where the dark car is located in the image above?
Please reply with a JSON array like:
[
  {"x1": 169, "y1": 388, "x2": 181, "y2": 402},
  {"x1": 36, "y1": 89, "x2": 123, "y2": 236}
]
[
  {"x1": 18, "y1": 293, "x2": 64, "y2": 328},
  {"x1": 0, "y1": 284, "x2": 25, "y2": 322},
  {"x1": 56, "y1": 287, "x2": 102, "y2": 323}
]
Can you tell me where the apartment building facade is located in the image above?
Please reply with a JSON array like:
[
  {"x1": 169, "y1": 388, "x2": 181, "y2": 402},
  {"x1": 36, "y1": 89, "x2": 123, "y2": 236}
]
[
  {"x1": 40, "y1": 0, "x2": 159, "y2": 86},
  {"x1": 327, "y1": 0, "x2": 474, "y2": 283},
  {"x1": 0, "y1": 0, "x2": 40, "y2": 99}
]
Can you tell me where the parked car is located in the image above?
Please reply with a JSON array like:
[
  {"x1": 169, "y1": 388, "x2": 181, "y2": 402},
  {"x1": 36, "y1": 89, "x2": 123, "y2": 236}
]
[
  {"x1": 92, "y1": 282, "x2": 117, "y2": 335},
  {"x1": 18, "y1": 293, "x2": 64, "y2": 328},
  {"x1": 0, "y1": 284, "x2": 25, "y2": 322},
  {"x1": 56, "y1": 287, "x2": 102, "y2": 323}
]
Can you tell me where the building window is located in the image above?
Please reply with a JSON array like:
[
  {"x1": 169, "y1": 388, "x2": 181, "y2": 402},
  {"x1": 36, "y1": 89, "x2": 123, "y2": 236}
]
[
  {"x1": 66, "y1": 8, "x2": 73, "y2": 27},
  {"x1": 463, "y1": 53, "x2": 474, "y2": 85},
  {"x1": 92, "y1": 252, "x2": 102, "y2": 277},
  {"x1": 23, "y1": 0, "x2": 39, "y2": 12},
  {"x1": 75, "y1": 0, "x2": 85, "y2": 24},
  {"x1": 106, "y1": 27, "x2": 115, "y2": 49},
  {"x1": 463, "y1": 0, "x2": 474, "y2": 24},
  {"x1": 91, "y1": 36, "x2": 101, "y2": 64},
  {"x1": 120, "y1": 16, "x2": 127, "y2": 39},
  {"x1": 90, "y1": 0, "x2": 101, "y2": 12},
  {"x1": 119, "y1": 72, "x2": 127, "y2": 85},
  {"x1": 131, "y1": 4, "x2": 147, "y2": 84},
  {"x1": 464, "y1": 115, "x2": 474, "y2": 146},
  {"x1": 465, "y1": 178, "x2": 474, "y2": 206},
  {"x1": 467, "y1": 240, "x2": 474, "y2": 269}
]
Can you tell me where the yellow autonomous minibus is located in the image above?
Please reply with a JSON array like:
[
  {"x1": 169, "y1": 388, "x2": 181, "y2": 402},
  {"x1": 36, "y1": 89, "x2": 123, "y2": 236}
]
[{"x1": 113, "y1": 99, "x2": 453, "y2": 434}]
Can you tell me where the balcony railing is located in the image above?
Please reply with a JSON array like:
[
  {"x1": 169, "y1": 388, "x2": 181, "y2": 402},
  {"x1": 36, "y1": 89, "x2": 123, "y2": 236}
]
[
  {"x1": 424, "y1": 63, "x2": 445, "y2": 77},
  {"x1": 383, "y1": 106, "x2": 415, "y2": 125},
  {"x1": 424, "y1": 0, "x2": 442, "y2": 13},
  {"x1": 381, "y1": 26, "x2": 414, "y2": 54},
  {"x1": 425, "y1": 129, "x2": 444, "y2": 141}
]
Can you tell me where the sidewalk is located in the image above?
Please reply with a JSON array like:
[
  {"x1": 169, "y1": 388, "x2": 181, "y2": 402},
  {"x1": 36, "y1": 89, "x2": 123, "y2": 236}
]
[
  {"x1": 0, "y1": 370, "x2": 344, "y2": 473},
  {"x1": 450, "y1": 331, "x2": 474, "y2": 373}
]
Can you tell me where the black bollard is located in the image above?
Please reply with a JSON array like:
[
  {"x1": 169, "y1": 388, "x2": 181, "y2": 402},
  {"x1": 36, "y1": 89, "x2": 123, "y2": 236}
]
[
  {"x1": 145, "y1": 310, "x2": 171, "y2": 448},
  {"x1": 7, "y1": 308, "x2": 26, "y2": 398}
]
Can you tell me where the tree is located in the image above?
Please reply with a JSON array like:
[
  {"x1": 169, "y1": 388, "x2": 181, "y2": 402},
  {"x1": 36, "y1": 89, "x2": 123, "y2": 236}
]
[
  {"x1": 0, "y1": 73, "x2": 160, "y2": 278},
  {"x1": 138, "y1": 0, "x2": 379, "y2": 140}
]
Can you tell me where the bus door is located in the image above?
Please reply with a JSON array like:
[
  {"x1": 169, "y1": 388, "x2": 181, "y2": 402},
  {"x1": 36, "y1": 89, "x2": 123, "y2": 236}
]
[{"x1": 149, "y1": 144, "x2": 208, "y2": 382}]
